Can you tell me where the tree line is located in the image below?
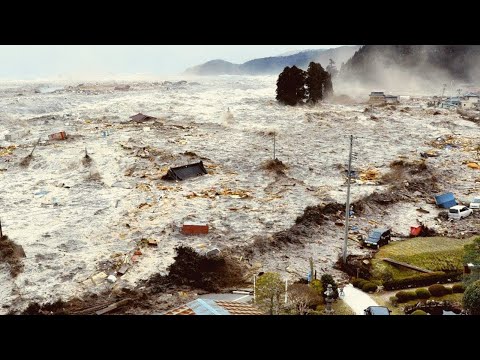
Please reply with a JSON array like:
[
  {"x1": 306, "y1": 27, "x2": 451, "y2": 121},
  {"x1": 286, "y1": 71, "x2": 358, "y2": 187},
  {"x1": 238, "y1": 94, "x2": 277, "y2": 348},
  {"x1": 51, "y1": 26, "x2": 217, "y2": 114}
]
[{"x1": 276, "y1": 61, "x2": 333, "y2": 106}]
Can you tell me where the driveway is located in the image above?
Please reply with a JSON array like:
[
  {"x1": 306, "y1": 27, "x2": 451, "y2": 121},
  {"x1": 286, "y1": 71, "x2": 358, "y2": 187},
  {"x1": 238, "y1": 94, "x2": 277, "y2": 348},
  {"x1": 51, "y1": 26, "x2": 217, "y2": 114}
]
[{"x1": 342, "y1": 284, "x2": 379, "y2": 315}]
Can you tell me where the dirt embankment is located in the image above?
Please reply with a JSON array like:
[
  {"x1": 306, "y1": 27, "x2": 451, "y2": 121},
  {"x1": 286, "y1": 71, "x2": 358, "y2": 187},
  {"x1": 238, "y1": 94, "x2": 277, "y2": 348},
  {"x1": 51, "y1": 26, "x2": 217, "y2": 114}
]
[
  {"x1": 17, "y1": 246, "x2": 247, "y2": 315},
  {"x1": 0, "y1": 235, "x2": 25, "y2": 278},
  {"x1": 243, "y1": 202, "x2": 344, "y2": 258}
]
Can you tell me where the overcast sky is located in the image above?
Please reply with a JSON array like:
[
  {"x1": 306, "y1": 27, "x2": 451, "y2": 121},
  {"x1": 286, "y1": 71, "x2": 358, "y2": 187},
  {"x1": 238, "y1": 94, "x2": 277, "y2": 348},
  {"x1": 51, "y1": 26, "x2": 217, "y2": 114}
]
[{"x1": 0, "y1": 45, "x2": 344, "y2": 79}]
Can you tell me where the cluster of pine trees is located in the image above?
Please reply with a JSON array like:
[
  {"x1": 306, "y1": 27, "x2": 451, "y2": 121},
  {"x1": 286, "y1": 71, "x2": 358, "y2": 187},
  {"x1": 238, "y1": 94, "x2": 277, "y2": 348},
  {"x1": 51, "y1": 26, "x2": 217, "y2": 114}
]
[{"x1": 276, "y1": 62, "x2": 333, "y2": 106}]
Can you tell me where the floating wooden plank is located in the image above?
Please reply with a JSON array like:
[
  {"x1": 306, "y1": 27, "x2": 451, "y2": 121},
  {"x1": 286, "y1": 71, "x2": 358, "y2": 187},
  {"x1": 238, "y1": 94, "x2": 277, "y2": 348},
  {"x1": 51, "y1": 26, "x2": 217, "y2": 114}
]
[
  {"x1": 95, "y1": 299, "x2": 131, "y2": 315},
  {"x1": 117, "y1": 264, "x2": 130, "y2": 276},
  {"x1": 382, "y1": 258, "x2": 434, "y2": 273}
]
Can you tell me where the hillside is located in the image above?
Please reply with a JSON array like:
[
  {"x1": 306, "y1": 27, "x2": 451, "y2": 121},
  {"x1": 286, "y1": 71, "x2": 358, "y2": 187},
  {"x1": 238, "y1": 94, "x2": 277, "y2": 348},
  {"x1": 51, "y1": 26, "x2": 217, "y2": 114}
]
[
  {"x1": 185, "y1": 45, "x2": 361, "y2": 75},
  {"x1": 339, "y1": 45, "x2": 480, "y2": 91}
]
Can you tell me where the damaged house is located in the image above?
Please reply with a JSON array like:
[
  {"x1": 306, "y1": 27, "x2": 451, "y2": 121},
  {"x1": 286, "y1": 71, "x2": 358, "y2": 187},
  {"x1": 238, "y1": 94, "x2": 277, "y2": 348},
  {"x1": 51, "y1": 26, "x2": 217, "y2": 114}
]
[
  {"x1": 460, "y1": 93, "x2": 479, "y2": 109},
  {"x1": 162, "y1": 161, "x2": 208, "y2": 181},
  {"x1": 129, "y1": 113, "x2": 157, "y2": 123},
  {"x1": 369, "y1": 92, "x2": 399, "y2": 105}
]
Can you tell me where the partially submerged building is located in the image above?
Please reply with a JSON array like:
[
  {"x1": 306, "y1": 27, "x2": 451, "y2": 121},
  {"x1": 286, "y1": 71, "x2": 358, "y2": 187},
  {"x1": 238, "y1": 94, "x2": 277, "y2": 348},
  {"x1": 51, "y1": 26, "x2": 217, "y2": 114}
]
[
  {"x1": 129, "y1": 113, "x2": 157, "y2": 123},
  {"x1": 162, "y1": 161, "x2": 208, "y2": 181},
  {"x1": 369, "y1": 91, "x2": 399, "y2": 105},
  {"x1": 461, "y1": 93, "x2": 479, "y2": 109}
]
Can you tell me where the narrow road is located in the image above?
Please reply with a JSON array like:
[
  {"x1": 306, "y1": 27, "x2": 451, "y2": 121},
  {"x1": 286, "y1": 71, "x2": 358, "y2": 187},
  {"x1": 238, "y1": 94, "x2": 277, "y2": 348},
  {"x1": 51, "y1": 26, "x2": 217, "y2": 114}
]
[{"x1": 342, "y1": 284, "x2": 379, "y2": 315}]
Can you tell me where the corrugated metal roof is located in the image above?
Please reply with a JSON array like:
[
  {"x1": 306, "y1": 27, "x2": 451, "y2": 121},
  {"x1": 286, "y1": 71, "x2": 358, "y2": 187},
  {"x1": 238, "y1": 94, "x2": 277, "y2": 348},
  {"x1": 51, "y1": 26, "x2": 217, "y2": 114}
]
[{"x1": 163, "y1": 299, "x2": 263, "y2": 315}]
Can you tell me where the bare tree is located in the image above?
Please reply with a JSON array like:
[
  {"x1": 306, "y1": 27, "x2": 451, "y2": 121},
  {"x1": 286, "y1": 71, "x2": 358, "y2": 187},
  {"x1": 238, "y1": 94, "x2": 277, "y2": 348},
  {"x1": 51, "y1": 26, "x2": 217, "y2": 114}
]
[{"x1": 287, "y1": 283, "x2": 322, "y2": 315}]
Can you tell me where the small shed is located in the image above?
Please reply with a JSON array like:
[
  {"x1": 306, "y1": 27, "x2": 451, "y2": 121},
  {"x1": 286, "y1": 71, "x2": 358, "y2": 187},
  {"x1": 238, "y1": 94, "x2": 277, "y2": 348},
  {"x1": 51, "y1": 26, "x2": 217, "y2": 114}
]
[{"x1": 385, "y1": 95, "x2": 399, "y2": 104}]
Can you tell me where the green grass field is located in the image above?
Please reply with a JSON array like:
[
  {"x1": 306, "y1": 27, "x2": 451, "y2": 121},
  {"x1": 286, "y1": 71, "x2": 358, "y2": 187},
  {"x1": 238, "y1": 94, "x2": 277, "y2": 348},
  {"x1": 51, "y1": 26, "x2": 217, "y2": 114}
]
[{"x1": 371, "y1": 236, "x2": 478, "y2": 280}]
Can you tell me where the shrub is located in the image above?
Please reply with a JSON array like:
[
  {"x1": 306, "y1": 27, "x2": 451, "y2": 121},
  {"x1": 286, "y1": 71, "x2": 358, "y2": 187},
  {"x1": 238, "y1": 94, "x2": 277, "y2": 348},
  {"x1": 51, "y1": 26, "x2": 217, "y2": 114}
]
[
  {"x1": 428, "y1": 284, "x2": 449, "y2": 297},
  {"x1": 463, "y1": 280, "x2": 480, "y2": 315},
  {"x1": 452, "y1": 284, "x2": 465, "y2": 293},
  {"x1": 396, "y1": 290, "x2": 417, "y2": 303},
  {"x1": 310, "y1": 279, "x2": 323, "y2": 296},
  {"x1": 352, "y1": 278, "x2": 368, "y2": 288},
  {"x1": 389, "y1": 296, "x2": 398, "y2": 307},
  {"x1": 383, "y1": 271, "x2": 463, "y2": 291},
  {"x1": 415, "y1": 288, "x2": 431, "y2": 299},
  {"x1": 411, "y1": 310, "x2": 428, "y2": 315},
  {"x1": 362, "y1": 282, "x2": 378, "y2": 293}
]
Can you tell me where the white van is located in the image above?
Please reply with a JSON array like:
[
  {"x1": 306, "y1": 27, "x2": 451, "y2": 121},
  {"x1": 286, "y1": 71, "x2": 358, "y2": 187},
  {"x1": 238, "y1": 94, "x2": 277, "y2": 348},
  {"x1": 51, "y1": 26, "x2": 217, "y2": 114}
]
[
  {"x1": 448, "y1": 205, "x2": 473, "y2": 220},
  {"x1": 469, "y1": 197, "x2": 480, "y2": 210}
]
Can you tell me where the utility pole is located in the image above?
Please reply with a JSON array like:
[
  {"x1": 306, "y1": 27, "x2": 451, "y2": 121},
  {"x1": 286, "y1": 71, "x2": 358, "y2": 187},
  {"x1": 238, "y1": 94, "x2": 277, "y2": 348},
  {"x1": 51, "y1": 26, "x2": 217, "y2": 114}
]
[
  {"x1": 0, "y1": 218, "x2": 3, "y2": 238},
  {"x1": 284, "y1": 279, "x2": 288, "y2": 304},
  {"x1": 442, "y1": 83, "x2": 446, "y2": 98},
  {"x1": 253, "y1": 275, "x2": 256, "y2": 304},
  {"x1": 273, "y1": 133, "x2": 276, "y2": 160},
  {"x1": 343, "y1": 135, "x2": 354, "y2": 264}
]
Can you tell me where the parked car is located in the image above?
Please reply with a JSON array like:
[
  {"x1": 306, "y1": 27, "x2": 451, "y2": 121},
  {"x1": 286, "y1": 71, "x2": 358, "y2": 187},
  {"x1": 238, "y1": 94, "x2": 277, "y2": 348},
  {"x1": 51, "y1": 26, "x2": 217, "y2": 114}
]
[
  {"x1": 363, "y1": 228, "x2": 391, "y2": 249},
  {"x1": 469, "y1": 197, "x2": 480, "y2": 210},
  {"x1": 448, "y1": 205, "x2": 473, "y2": 220},
  {"x1": 364, "y1": 306, "x2": 391, "y2": 315}
]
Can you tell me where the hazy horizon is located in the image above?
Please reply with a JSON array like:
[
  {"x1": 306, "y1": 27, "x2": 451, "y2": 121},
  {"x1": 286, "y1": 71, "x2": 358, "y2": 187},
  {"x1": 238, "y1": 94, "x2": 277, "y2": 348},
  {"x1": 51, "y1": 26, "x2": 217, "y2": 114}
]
[{"x1": 0, "y1": 45, "x2": 346, "y2": 80}]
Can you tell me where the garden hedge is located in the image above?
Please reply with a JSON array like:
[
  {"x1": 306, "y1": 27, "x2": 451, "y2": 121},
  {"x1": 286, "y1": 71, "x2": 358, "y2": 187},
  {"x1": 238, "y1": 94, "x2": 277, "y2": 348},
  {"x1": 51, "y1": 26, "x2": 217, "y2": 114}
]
[
  {"x1": 428, "y1": 284, "x2": 449, "y2": 297},
  {"x1": 415, "y1": 288, "x2": 431, "y2": 299},
  {"x1": 362, "y1": 282, "x2": 378, "y2": 293},
  {"x1": 395, "y1": 290, "x2": 417, "y2": 303},
  {"x1": 383, "y1": 271, "x2": 462, "y2": 291},
  {"x1": 452, "y1": 284, "x2": 465, "y2": 293}
]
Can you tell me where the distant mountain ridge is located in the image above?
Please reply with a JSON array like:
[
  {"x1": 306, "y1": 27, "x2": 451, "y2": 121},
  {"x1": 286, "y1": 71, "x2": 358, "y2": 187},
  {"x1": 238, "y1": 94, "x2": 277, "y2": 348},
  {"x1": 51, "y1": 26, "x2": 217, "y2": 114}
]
[{"x1": 185, "y1": 46, "x2": 361, "y2": 75}]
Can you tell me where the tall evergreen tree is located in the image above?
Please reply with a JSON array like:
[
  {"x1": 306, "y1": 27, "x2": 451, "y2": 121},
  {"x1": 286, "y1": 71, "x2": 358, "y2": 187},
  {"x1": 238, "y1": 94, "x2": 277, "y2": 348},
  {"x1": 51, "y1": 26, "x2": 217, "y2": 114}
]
[
  {"x1": 276, "y1": 66, "x2": 307, "y2": 106},
  {"x1": 305, "y1": 62, "x2": 333, "y2": 103}
]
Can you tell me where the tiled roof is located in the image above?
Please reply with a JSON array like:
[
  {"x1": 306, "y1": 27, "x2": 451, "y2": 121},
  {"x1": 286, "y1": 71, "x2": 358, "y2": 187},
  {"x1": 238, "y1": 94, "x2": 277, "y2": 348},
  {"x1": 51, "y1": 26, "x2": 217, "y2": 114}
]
[{"x1": 163, "y1": 299, "x2": 263, "y2": 315}]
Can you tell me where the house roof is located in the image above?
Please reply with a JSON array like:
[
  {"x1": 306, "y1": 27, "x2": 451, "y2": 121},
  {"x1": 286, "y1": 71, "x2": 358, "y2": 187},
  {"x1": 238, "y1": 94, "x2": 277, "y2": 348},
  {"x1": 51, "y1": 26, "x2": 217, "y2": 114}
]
[
  {"x1": 163, "y1": 299, "x2": 263, "y2": 315},
  {"x1": 129, "y1": 113, "x2": 157, "y2": 123},
  {"x1": 434, "y1": 192, "x2": 457, "y2": 208},
  {"x1": 162, "y1": 161, "x2": 208, "y2": 181},
  {"x1": 464, "y1": 93, "x2": 479, "y2": 97}
]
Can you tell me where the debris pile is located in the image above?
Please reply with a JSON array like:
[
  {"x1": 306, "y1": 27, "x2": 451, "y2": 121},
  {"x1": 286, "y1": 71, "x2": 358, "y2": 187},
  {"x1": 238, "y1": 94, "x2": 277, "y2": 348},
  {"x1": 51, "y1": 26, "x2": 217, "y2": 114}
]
[{"x1": 0, "y1": 235, "x2": 25, "y2": 278}]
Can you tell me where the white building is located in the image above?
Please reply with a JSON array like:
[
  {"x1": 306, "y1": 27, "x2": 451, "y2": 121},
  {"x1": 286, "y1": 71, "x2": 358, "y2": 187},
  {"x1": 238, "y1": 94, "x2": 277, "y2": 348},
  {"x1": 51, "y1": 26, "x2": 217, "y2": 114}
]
[{"x1": 460, "y1": 93, "x2": 479, "y2": 109}]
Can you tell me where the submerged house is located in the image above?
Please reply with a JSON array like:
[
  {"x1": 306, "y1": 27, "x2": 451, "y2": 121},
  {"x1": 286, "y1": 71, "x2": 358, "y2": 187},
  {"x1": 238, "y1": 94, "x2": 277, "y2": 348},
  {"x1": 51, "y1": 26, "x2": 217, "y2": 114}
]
[
  {"x1": 129, "y1": 113, "x2": 157, "y2": 123},
  {"x1": 440, "y1": 97, "x2": 461, "y2": 109},
  {"x1": 162, "y1": 161, "x2": 208, "y2": 181},
  {"x1": 369, "y1": 91, "x2": 399, "y2": 105},
  {"x1": 461, "y1": 93, "x2": 479, "y2": 109}
]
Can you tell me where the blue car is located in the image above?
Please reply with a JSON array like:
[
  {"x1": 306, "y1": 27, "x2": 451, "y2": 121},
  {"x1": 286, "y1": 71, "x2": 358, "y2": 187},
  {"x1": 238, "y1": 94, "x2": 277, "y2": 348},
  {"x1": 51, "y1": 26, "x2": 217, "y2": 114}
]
[{"x1": 364, "y1": 306, "x2": 391, "y2": 315}]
